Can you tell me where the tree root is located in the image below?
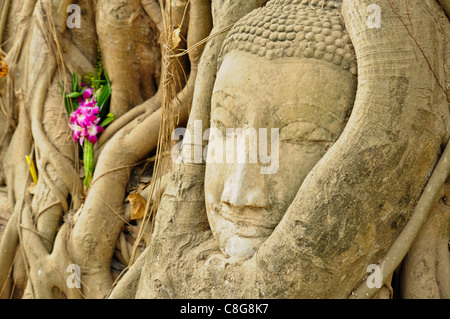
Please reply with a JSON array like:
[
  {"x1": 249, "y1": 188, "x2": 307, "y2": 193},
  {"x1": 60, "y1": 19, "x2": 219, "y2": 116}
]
[
  {"x1": 69, "y1": 67, "x2": 197, "y2": 298},
  {"x1": 0, "y1": 0, "x2": 12, "y2": 45},
  {"x1": 96, "y1": 90, "x2": 162, "y2": 150},
  {"x1": 438, "y1": 0, "x2": 450, "y2": 18},
  {"x1": 349, "y1": 139, "x2": 450, "y2": 299},
  {"x1": 1, "y1": 0, "x2": 89, "y2": 298}
]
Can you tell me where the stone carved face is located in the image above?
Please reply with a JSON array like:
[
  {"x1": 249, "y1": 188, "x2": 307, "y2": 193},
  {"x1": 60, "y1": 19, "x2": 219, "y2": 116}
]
[
  {"x1": 205, "y1": 50, "x2": 356, "y2": 258},
  {"x1": 205, "y1": 0, "x2": 357, "y2": 258}
]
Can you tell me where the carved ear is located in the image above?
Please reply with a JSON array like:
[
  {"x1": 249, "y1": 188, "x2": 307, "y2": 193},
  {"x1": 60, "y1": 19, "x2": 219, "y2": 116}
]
[
  {"x1": 182, "y1": 0, "x2": 260, "y2": 163},
  {"x1": 145, "y1": 1, "x2": 262, "y2": 239},
  {"x1": 254, "y1": 0, "x2": 449, "y2": 298}
]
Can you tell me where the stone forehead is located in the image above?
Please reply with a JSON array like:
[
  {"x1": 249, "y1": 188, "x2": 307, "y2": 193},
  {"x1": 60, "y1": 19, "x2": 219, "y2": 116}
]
[{"x1": 218, "y1": 0, "x2": 357, "y2": 75}]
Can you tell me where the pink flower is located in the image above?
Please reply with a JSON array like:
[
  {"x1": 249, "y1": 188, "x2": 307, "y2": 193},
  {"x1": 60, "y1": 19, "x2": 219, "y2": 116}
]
[
  {"x1": 68, "y1": 87, "x2": 104, "y2": 146},
  {"x1": 86, "y1": 125, "x2": 104, "y2": 144},
  {"x1": 70, "y1": 106, "x2": 98, "y2": 127},
  {"x1": 83, "y1": 87, "x2": 94, "y2": 100},
  {"x1": 69, "y1": 122, "x2": 84, "y2": 144}
]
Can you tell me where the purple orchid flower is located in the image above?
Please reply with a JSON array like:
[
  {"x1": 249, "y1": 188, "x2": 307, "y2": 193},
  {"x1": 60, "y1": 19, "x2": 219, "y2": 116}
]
[
  {"x1": 68, "y1": 86, "x2": 104, "y2": 146},
  {"x1": 83, "y1": 87, "x2": 94, "y2": 100},
  {"x1": 86, "y1": 125, "x2": 104, "y2": 144}
]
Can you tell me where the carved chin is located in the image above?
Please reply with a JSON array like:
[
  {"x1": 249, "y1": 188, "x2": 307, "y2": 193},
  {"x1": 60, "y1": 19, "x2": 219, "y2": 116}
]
[
  {"x1": 208, "y1": 209, "x2": 275, "y2": 258},
  {"x1": 209, "y1": 212, "x2": 273, "y2": 258},
  {"x1": 224, "y1": 236, "x2": 266, "y2": 259},
  {"x1": 205, "y1": 194, "x2": 275, "y2": 258},
  {"x1": 213, "y1": 213, "x2": 274, "y2": 258}
]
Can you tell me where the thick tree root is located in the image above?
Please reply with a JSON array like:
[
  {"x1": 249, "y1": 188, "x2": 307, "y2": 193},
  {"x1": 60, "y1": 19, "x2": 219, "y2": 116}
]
[{"x1": 349, "y1": 139, "x2": 450, "y2": 298}]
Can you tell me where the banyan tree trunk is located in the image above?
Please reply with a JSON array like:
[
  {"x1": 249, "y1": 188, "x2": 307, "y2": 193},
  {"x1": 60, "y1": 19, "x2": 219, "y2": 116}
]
[{"x1": 0, "y1": 0, "x2": 448, "y2": 299}]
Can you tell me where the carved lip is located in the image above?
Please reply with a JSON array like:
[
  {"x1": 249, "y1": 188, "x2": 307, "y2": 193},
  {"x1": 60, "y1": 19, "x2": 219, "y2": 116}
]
[{"x1": 214, "y1": 202, "x2": 278, "y2": 238}]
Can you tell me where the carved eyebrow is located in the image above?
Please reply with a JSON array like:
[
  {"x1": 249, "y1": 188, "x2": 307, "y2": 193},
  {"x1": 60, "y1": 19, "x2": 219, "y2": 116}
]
[
  {"x1": 211, "y1": 105, "x2": 241, "y2": 129},
  {"x1": 279, "y1": 121, "x2": 336, "y2": 143},
  {"x1": 275, "y1": 103, "x2": 345, "y2": 136},
  {"x1": 211, "y1": 90, "x2": 239, "y2": 103}
]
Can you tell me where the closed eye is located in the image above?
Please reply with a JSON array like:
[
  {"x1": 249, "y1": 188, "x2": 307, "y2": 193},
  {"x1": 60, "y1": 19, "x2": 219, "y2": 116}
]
[
  {"x1": 211, "y1": 106, "x2": 241, "y2": 135},
  {"x1": 280, "y1": 121, "x2": 335, "y2": 144},
  {"x1": 211, "y1": 119, "x2": 227, "y2": 136}
]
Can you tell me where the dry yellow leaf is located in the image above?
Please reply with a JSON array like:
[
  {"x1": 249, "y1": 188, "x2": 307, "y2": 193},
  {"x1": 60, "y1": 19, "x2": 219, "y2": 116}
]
[
  {"x1": 172, "y1": 27, "x2": 181, "y2": 49},
  {"x1": 26, "y1": 155, "x2": 38, "y2": 184},
  {"x1": 127, "y1": 193, "x2": 147, "y2": 220},
  {"x1": 0, "y1": 55, "x2": 8, "y2": 78}
]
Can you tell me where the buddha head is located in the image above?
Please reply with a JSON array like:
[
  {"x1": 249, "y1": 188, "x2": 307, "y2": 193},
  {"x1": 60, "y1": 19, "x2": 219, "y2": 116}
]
[{"x1": 205, "y1": 0, "x2": 357, "y2": 258}]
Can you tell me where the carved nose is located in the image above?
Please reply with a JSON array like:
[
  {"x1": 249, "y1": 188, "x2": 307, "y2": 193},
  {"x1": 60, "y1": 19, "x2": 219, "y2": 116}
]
[{"x1": 220, "y1": 163, "x2": 269, "y2": 208}]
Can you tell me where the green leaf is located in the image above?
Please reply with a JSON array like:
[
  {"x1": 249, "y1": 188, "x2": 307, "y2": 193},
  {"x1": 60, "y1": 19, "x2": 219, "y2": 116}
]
[
  {"x1": 83, "y1": 141, "x2": 94, "y2": 189},
  {"x1": 63, "y1": 95, "x2": 70, "y2": 115},
  {"x1": 66, "y1": 91, "x2": 83, "y2": 98},
  {"x1": 96, "y1": 73, "x2": 111, "y2": 118},
  {"x1": 72, "y1": 71, "x2": 79, "y2": 93},
  {"x1": 58, "y1": 82, "x2": 71, "y2": 116},
  {"x1": 99, "y1": 113, "x2": 115, "y2": 128},
  {"x1": 97, "y1": 83, "x2": 111, "y2": 106},
  {"x1": 66, "y1": 99, "x2": 79, "y2": 114}
]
